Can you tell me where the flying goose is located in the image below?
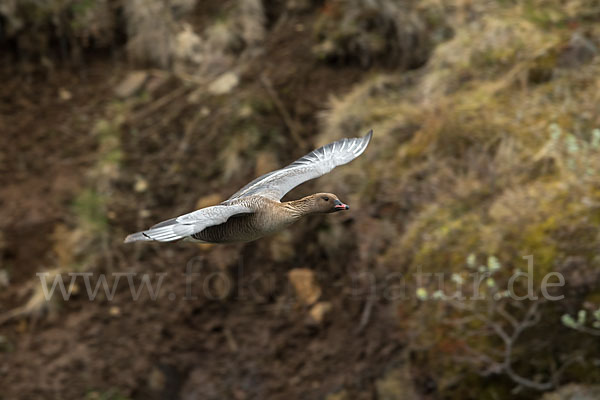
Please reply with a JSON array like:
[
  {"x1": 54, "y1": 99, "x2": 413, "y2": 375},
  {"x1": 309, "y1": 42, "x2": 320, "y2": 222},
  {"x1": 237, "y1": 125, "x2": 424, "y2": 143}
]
[{"x1": 124, "y1": 130, "x2": 373, "y2": 243}]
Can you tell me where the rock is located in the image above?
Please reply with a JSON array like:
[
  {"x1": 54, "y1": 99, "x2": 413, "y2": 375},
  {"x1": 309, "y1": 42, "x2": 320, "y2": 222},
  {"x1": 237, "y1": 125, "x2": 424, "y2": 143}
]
[
  {"x1": 174, "y1": 24, "x2": 203, "y2": 65},
  {"x1": 325, "y1": 390, "x2": 349, "y2": 400},
  {"x1": 309, "y1": 301, "x2": 332, "y2": 324},
  {"x1": 114, "y1": 71, "x2": 149, "y2": 98},
  {"x1": 58, "y1": 88, "x2": 72, "y2": 101},
  {"x1": 288, "y1": 268, "x2": 321, "y2": 305},
  {"x1": 270, "y1": 230, "x2": 295, "y2": 262},
  {"x1": 558, "y1": 33, "x2": 597, "y2": 68},
  {"x1": 134, "y1": 177, "x2": 148, "y2": 192},
  {"x1": 200, "y1": 107, "x2": 211, "y2": 117},
  {"x1": 208, "y1": 72, "x2": 239, "y2": 95}
]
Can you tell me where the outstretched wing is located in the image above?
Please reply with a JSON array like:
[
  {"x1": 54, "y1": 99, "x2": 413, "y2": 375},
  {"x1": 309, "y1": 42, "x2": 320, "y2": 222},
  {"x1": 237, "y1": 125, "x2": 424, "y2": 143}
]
[
  {"x1": 226, "y1": 130, "x2": 372, "y2": 202},
  {"x1": 124, "y1": 204, "x2": 253, "y2": 243}
]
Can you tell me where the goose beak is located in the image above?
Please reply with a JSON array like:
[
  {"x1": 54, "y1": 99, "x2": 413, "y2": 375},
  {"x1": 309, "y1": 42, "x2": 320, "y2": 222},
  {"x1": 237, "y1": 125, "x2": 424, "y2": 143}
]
[{"x1": 333, "y1": 199, "x2": 349, "y2": 211}]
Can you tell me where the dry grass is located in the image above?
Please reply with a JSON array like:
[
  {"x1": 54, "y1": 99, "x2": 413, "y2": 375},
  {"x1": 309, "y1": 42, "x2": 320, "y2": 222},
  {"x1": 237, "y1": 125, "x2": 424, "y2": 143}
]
[
  {"x1": 313, "y1": 0, "x2": 449, "y2": 68},
  {"x1": 124, "y1": 0, "x2": 178, "y2": 68},
  {"x1": 0, "y1": 0, "x2": 265, "y2": 76},
  {"x1": 319, "y1": 0, "x2": 600, "y2": 394}
]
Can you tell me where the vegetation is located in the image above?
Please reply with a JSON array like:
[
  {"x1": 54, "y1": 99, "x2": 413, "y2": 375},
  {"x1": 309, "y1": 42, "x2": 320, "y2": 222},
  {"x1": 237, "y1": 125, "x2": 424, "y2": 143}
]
[{"x1": 1, "y1": 0, "x2": 599, "y2": 399}]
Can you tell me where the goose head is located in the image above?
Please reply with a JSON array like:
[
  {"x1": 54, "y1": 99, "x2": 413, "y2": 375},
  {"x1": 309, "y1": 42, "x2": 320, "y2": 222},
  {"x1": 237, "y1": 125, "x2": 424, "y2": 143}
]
[{"x1": 308, "y1": 193, "x2": 349, "y2": 214}]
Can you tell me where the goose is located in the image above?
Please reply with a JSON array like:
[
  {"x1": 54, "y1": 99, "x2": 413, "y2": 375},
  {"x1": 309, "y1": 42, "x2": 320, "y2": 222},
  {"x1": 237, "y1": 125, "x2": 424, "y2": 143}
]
[{"x1": 124, "y1": 130, "x2": 372, "y2": 244}]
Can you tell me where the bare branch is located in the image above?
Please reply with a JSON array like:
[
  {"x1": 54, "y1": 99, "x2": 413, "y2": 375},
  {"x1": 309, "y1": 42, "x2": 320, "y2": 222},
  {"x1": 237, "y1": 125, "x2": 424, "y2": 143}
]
[
  {"x1": 259, "y1": 74, "x2": 306, "y2": 148},
  {"x1": 443, "y1": 296, "x2": 569, "y2": 391}
]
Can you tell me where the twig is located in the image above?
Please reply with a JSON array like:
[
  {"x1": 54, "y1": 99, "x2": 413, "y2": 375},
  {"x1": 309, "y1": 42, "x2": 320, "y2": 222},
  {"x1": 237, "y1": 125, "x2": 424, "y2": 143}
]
[
  {"x1": 447, "y1": 298, "x2": 571, "y2": 391},
  {"x1": 259, "y1": 74, "x2": 306, "y2": 149},
  {"x1": 572, "y1": 325, "x2": 600, "y2": 337},
  {"x1": 356, "y1": 294, "x2": 375, "y2": 334},
  {"x1": 224, "y1": 327, "x2": 238, "y2": 352},
  {"x1": 0, "y1": 308, "x2": 22, "y2": 326},
  {"x1": 129, "y1": 85, "x2": 189, "y2": 123},
  {"x1": 497, "y1": 303, "x2": 519, "y2": 330},
  {"x1": 175, "y1": 108, "x2": 206, "y2": 157}
]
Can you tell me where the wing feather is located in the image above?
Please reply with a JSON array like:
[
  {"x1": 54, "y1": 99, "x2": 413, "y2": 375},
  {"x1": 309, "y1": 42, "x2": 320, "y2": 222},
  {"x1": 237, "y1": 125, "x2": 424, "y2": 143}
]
[
  {"x1": 226, "y1": 130, "x2": 372, "y2": 202},
  {"x1": 124, "y1": 204, "x2": 253, "y2": 243}
]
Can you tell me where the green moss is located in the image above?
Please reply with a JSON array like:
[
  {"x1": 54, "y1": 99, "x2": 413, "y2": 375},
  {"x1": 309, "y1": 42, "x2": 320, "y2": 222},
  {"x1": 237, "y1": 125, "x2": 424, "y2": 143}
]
[
  {"x1": 94, "y1": 118, "x2": 123, "y2": 167},
  {"x1": 470, "y1": 39, "x2": 524, "y2": 69},
  {"x1": 522, "y1": 1, "x2": 568, "y2": 29},
  {"x1": 70, "y1": 0, "x2": 96, "y2": 16},
  {"x1": 73, "y1": 189, "x2": 108, "y2": 234},
  {"x1": 69, "y1": 0, "x2": 96, "y2": 30},
  {"x1": 519, "y1": 218, "x2": 558, "y2": 275}
]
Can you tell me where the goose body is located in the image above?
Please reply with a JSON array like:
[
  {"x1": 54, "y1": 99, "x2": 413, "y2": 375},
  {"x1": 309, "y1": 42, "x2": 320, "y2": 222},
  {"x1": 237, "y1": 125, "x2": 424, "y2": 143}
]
[
  {"x1": 190, "y1": 196, "x2": 298, "y2": 243},
  {"x1": 125, "y1": 130, "x2": 372, "y2": 244}
]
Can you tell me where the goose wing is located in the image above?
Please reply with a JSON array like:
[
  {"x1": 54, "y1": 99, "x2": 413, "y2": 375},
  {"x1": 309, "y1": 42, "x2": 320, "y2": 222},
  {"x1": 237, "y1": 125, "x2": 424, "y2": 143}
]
[
  {"x1": 124, "y1": 204, "x2": 253, "y2": 243},
  {"x1": 226, "y1": 130, "x2": 372, "y2": 202}
]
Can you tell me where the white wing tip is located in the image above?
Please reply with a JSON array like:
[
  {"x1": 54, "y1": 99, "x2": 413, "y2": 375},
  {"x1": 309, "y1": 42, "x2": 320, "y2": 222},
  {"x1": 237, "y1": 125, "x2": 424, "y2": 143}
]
[
  {"x1": 353, "y1": 129, "x2": 373, "y2": 156},
  {"x1": 124, "y1": 224, "x2": 187, "y2": 243},
  {"x1": 363, "y1": 129, "x2": 373, "y2": 144},
  {"x1": 124, "y1": 232, "x2": 152, "y2": 243}
]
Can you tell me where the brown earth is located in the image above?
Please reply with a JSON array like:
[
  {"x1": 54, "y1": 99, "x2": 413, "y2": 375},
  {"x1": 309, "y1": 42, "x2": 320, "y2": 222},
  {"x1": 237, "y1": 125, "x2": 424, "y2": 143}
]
[{"x1": 0, "y1": 9, "x2": 409, "y2": 400}]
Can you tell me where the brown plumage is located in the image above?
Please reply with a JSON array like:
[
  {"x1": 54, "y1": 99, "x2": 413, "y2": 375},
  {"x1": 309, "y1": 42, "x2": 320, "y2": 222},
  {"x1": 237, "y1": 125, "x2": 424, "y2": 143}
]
[
  {"x1": 191, "y1": 193, "x2": 348, "y2": 243},
  {"x1": 124, "y1": 130, "x2": 371, "y2": 244}
]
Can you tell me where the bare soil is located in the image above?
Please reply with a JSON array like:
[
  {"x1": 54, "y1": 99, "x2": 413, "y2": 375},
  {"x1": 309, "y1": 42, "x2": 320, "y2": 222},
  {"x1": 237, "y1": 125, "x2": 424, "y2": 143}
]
[{"x1": 0, "y1": 10, "x2": 405, "y2": 400}]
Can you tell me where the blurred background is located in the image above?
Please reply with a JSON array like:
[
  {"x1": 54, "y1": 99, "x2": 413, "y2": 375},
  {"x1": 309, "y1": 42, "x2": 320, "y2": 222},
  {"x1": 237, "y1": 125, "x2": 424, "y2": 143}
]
[{"x1": 1, "y1": 0, "x2": 600, "y2": 399}]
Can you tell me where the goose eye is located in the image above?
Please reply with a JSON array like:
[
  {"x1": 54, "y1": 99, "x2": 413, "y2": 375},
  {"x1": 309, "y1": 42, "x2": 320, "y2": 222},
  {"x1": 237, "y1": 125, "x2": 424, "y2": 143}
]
[{"x1": 322, "y1": 196, "x2": 329, "y2": 201}]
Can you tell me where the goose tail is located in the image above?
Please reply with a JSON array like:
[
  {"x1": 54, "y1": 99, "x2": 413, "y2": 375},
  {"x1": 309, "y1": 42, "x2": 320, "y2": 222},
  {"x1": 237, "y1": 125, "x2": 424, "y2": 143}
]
[
  {"x1": 124, "y1": 231, "x2": 153, "y2": 243},
  {"x1": 124, "y1": 219, "x2": 194, "y2": 243}
]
